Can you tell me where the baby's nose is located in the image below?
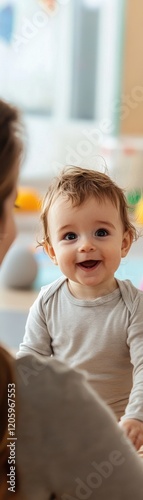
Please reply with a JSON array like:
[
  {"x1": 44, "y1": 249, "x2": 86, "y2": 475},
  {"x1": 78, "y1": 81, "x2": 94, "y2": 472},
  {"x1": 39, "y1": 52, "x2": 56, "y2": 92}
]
[{"x1": 78, "y1": 237, "x2": 96, "y2": 252}]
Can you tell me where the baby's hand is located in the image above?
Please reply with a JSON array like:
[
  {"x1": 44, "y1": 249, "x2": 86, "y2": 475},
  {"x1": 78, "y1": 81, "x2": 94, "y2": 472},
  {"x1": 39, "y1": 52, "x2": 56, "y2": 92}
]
[{"x1": 119, "y1": 418, "x2": 143, "y2": 451}]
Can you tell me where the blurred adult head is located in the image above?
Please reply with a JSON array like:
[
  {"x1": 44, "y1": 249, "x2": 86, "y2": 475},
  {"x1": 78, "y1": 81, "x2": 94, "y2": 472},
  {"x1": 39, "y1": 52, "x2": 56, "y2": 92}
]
[{"x1": 0, "y1": 100, "x2": 23, "y2": 264}]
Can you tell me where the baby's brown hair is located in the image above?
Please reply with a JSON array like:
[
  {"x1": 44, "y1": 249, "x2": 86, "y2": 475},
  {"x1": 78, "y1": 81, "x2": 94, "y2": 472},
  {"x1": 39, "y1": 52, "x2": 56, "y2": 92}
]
[{"x1": 39, "y1": 165, "x2": 137, "y2": 247}]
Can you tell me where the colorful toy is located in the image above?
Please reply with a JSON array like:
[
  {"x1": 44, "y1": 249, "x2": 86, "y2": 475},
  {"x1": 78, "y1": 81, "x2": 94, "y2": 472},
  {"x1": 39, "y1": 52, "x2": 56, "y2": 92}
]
[
  {"x1": 15, "y1": 187, "x2": 41, "y2": 212},
  {"x1": 127, "y1": 190, "x2": 142, "y2": 208},
  {"x1": 134, "y1": 198, "x2": 143, "y2": 225}
]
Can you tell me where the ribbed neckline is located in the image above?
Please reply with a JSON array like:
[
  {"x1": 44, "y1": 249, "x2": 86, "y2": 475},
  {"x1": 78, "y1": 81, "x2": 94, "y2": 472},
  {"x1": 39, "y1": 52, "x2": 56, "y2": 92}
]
[{"x1": 63, "y1": 280, "x2": 121, "y2": 307}]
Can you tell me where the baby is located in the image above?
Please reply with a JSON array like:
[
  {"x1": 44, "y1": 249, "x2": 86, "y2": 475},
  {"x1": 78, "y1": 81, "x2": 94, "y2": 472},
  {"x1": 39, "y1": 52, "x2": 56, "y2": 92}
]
[{"x1": 17, "y1": 166, "x2": 143, "y2": 451}]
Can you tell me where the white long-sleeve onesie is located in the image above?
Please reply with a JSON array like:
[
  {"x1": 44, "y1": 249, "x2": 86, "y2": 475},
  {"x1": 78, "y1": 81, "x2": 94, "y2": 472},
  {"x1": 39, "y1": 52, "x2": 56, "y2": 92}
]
[{"x1": 17, "y1": 277, "x2": 143, "y2": 421}]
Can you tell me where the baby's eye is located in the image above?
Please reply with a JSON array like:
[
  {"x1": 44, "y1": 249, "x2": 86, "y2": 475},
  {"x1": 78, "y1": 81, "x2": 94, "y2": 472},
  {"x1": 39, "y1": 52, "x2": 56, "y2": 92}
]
[
  {"x1": 63, "y1": 232, "x2": 77, "y2": 241},
  {"x1": 95, "y1": 228, "x2": 109, "y2": 237}
]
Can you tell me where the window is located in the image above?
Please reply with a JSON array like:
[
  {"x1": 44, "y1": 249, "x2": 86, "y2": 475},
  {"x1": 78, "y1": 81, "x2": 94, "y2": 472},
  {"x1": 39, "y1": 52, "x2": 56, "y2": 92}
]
[
  {"x1": 0, "y1": 0, "x2": 125, "y2": 183},
  {"x1": 0, "y1": 0, "x2": 71, "y2": 114}
]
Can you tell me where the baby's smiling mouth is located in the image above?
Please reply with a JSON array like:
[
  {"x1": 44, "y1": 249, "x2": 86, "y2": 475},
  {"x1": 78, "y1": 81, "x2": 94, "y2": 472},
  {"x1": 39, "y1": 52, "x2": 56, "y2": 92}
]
[{"x1": 77, "y1": 260, "x2": 101, "y2": 269}]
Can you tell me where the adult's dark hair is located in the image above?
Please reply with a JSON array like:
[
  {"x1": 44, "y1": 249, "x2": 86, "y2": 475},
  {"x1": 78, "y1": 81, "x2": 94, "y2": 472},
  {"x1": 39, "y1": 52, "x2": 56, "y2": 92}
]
[{"x1": 0, "y1": 100, "x2": 24, "y2": 217}]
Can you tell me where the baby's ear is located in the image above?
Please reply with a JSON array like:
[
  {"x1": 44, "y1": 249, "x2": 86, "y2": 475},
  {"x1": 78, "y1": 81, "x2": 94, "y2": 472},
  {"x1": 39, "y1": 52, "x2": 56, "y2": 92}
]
[
  {"x1": 44, "y1": 242, "x2": 58, "y2": 265},
  {"x1": 121, "y1": 230, "x2": 133, "y2": 258}
]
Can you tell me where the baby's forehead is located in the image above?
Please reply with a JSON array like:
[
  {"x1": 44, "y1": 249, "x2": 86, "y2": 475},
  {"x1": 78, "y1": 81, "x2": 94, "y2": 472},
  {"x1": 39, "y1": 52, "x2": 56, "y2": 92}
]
[
  {"x1": 50, "y1": 191, "x2": 119, "y2": 208},
  {"x1": 49, "y1": 192, "x2": 120, "y2": 218}
]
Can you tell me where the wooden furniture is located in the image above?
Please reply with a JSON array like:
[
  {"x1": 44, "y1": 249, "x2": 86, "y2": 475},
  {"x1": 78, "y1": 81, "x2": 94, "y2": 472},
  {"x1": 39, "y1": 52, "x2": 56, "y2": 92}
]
[{"x1": 120, "y1": 0, "x2": 143, "y2": 135}]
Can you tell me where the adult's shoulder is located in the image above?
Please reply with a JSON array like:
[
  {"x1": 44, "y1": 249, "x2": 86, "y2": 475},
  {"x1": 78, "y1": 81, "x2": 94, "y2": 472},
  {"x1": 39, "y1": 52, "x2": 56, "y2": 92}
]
[
  {"x1": 15, "y1": 355, "x2": 143, "y2": 499},
  {"x1": 15, "y1": 354, "x2": 86, "y2": 393}
]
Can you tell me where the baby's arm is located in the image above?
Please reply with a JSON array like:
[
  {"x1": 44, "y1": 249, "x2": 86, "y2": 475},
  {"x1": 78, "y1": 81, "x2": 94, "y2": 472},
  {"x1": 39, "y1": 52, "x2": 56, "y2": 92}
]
[
  {"x1": 16, "y1": 290, "x2": 52, "y2": 359},
  {"x1": 120, "y1": 292, "x2": 143, "y2": 449}
]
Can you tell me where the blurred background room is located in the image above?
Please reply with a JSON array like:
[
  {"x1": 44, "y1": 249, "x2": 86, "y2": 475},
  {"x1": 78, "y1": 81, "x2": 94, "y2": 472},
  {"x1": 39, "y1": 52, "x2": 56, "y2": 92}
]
[{"x1": 1, "y1": 0, "x2": 143, "y2": 350}]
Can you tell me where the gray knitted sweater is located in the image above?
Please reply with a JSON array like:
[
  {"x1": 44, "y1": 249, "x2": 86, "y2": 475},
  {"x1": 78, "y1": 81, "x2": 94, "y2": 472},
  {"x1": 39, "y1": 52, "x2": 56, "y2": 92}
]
[{"x1": 16, "y1": 355, "x2": 143, "y2": 500}]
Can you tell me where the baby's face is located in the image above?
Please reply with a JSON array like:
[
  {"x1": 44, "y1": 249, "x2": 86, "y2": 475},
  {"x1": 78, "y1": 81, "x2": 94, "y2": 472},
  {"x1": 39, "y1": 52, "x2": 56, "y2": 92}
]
[{"x1": 47, "y1": 195, "x2": 132, "y2": 299}]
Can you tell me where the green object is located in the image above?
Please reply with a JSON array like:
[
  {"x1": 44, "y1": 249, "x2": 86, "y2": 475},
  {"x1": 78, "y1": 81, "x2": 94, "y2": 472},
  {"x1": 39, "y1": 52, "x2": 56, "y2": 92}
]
[{"x1": 127, "y1": 191, "x2": 142, "y2": 206}]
